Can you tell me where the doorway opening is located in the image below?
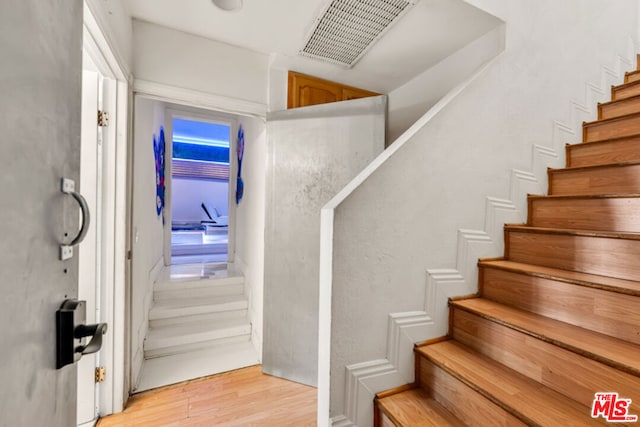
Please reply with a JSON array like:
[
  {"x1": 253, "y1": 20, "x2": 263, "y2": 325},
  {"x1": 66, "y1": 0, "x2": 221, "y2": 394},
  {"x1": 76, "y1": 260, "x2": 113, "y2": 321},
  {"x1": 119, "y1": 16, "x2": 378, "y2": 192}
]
[{"x1": 170, "y1": 117, "x2": 231, "y2": 264}]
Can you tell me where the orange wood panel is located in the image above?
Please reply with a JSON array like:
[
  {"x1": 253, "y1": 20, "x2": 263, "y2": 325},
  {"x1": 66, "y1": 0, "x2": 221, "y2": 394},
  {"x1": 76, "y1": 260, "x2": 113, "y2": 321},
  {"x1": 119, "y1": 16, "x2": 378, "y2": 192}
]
[
  {"x1": 612, "y1": 80, "x2": 640, "y2": 100},
  {"x1": 625, "y1": 69, "x2": 640, "y2": 84},
  {"x1": 418, "y1": 350, "x2": 527, "y2": 427},
  {"x1": 480, "y1": 265, "x2": 640, "y2": 344},
  {"x1": 583, "y1": 112, "x2": 640, "y2": 142},
  {"x1": 599, "y1": 95, "x2": 640, "y2": 120},
  {"x1": 505, "y1": 226, "x2": 640, "y2": 281},
  {"x1": 451, "y1": 298, "x2": 640, "y2": 377},
  {"x1": 566, "y1": 134, "x2": 640, "y2": 168},
  {"x1": 418, "y1": 341, "x2": 602, "y2": 426},
  {"x1": 451, "y1": 306, "x2": 640, "y2": 414},
  {"x1": 287, "y1": 71, "x2": 380, "y2": 109},
  {"x1": 528, "y1": 194, "x2": 640, "y2": 232},
  {"x1": 548, "y1": 162, "x2": 640, "y2": 195},
  {"x1": 377, "y1": 388, "x2": 464, "y2": 427}
]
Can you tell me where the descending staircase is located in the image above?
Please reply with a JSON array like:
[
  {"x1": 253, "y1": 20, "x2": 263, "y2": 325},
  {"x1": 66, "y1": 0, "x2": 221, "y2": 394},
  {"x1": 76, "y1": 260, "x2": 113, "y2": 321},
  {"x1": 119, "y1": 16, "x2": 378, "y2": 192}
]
[
  {"x1": 137, "y1": 263, "x2": 259, "y2": 391},
  {"x1": 375, "y1": 58, "x2": 640, "y2": 426}
]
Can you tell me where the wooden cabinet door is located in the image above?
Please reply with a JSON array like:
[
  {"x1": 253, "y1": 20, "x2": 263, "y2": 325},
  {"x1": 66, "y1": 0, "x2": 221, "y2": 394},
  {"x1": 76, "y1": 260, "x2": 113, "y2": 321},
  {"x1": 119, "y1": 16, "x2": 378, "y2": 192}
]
[
  {"x1": 342, "y1": 86, "x2": 380, "y2": 101},
  {"x1": 288, "y1": 71, "x2": 380, "y2": 109}
]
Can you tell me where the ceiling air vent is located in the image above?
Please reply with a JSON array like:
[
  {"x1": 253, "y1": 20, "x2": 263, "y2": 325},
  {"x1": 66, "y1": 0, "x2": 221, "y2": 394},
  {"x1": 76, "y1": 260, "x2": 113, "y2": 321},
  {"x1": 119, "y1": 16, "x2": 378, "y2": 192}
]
[{"x1": 300, "y1": 0, "x2": 417, "y2": 68}]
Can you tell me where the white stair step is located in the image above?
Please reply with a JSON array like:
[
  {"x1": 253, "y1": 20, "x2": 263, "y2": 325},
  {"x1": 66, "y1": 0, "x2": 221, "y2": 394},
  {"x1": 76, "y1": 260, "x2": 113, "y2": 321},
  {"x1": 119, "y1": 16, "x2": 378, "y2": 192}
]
[
  {"x1": 156, "y1": 262, "x2": 230, "y2": 283},
  {"x1": 154, "y1": 271, "x2": 244, "y2": 301},
  {"x1": 135, "y1": 341, "x2": 260, "y2": 392},
  {"x1": 144, "y1": 317, "x2": 251, "y2": 359},
  {"x1": 149, "y1": 295, "x2": 248, "y2": 328}
]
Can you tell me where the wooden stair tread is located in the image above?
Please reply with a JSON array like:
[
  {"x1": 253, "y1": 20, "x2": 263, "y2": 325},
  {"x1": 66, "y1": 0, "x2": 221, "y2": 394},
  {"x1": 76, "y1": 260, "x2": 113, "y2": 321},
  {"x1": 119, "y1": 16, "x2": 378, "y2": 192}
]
[
  {"x1": 505, "y1": 224, "x2": 640, "y2": 240},
  {"x1": 479, "y1": 259, "x2": 640, "y2": 296},
  {"x1": 583, "y1": 109, "x2": 640, "y2": 127},
  {"x1": 417, "y1": 340, "x2": 606, "y2": 426},
  {"x1": 528, "y1": 193, "x2": 640, "y2": 201},
  {"x1": 568, "y1": 131, "x2": 640, "y2": 146},
  {"x1": 599, "y1": 93, "x2": 640, "y2": 108},
  {"x1": 549, "y1": 159, "x2": 640, "y2": 174},
  {"x1": 451, "y1": 298, "x2": 640, "y2": 376},
  {"x1": 599, "y1": 94, "x2": 640, "y2": 120},
  {"x1": 613, "y1": 78, "x2": 640, "y2": 93},
  {"x1": 377, "y1": 388, "x2": 464, "y2": 427},
  {"x1": 626, "y1": 69, "x2": 640, "y2": 78}
]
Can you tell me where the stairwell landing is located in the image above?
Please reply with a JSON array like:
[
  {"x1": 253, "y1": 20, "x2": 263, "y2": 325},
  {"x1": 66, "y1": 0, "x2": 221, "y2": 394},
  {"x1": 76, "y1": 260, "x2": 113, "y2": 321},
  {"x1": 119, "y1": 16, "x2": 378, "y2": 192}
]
[
  {"x1": 136, "y1": 263, "x2": 259, "y2": 392},
  {"x1": 374, "y1": 56, "x2": 640, "y2": 426}
]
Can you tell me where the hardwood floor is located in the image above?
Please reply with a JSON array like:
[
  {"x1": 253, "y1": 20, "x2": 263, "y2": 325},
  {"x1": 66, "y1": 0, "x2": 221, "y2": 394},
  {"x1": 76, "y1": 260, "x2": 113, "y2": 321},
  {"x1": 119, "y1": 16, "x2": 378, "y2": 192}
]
[{"x1": 98, "y1": 366, "x2": 317, "y2": 426}]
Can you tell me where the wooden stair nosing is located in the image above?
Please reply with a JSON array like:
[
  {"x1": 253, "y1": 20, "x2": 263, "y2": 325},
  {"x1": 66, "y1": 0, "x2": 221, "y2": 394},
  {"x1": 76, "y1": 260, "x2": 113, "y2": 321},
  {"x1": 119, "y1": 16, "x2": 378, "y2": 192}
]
[
  {"x1": 478, "y1": 259, "x2": 640, "y2": 297},
  {"x1": 417, "y1": 341, "x2": 605, "y2": 426},
  {"x1": 625, "y1": 69, "x2": 640, "y2": 83},
  {"x1": 450, "y1": 308, "x2": 640, "y2": 414},
  {"x1": 612, "y1": 78, "x2": 640, "y2": 97},
  {"x1": 566, "y1": 133, "x2": 640, "y2": 168},
  {"x1": 450, "y1": 298, "x2": 640, "y2": 377},
  {"x1": 526, "y1": 193, "x2": 640, "y2": 233},
  {"x1": 505, "y1": 224, "x2": 640, "y2": 241},
  {"x1": 376, "y1": 388, "x2": 464, "y2": 427},
  {"x1": 583, "y1": 109, "x2": 640, "y2": 129},
  {"x1": 549, "y1": 159, "x2": 640, "y2": 175},
  {"x1": 598, "y1": 93, "x2": 640, "y2": 119},
  {"x1": 527, "y1": 193, "x2": 640, "y2": 201}
]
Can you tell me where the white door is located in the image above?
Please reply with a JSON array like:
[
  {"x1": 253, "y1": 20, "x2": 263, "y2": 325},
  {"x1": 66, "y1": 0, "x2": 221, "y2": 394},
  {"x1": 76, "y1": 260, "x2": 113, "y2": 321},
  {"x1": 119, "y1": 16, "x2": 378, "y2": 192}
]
[{"x1": 77, "y1": 61, "x2": 105, "y2": 426}]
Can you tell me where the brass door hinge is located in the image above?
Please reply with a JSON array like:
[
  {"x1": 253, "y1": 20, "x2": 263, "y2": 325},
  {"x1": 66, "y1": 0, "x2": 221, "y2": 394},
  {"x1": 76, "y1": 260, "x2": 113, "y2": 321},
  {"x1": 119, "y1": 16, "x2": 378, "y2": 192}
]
[
  {"x1": 95, "y1": 367, "x2": 106, "y2": 383},
  {"x1": 98, "y1": 110, "x2": 109, "y2": 127}
]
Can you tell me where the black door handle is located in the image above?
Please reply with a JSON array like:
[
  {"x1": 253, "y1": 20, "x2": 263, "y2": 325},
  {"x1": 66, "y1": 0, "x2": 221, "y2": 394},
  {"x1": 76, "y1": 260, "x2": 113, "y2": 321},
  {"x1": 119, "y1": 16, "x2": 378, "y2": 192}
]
[{"x1": 75, "y1": 323, "x2": 107, "y2": 355}]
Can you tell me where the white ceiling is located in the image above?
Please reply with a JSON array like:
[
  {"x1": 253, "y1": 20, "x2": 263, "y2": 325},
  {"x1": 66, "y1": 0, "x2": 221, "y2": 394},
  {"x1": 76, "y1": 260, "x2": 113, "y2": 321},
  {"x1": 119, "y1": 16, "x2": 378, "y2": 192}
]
[{"x1": 129, "y1": 0, "x2": 501, "y2": 93}]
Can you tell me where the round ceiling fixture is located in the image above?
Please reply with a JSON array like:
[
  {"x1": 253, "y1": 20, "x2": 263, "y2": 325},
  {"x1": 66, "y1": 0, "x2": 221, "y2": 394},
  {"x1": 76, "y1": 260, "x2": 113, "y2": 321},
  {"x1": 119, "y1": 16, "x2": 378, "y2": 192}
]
[{"x1": 212, "y1": 0, "x2": 243, "y2": 11}]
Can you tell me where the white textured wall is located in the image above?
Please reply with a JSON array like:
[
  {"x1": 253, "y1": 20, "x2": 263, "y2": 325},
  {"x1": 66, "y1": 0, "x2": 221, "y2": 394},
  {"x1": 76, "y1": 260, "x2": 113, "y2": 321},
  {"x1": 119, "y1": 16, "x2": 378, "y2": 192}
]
[
  {"x1": 324, "y1": 0, "x2": 639, "y2": 423},
  {"x1": 132, "y1": 20, "x2": 269, "y2": 106},
  {"x1": 264, "y1": 96, "x2": 386, "y2": 387},
  {"x1": 172, "y1": 178, "x2": 229, "y2": 221},
  {"x1": 233, "y1": 116, "x2": 267, "y2": 359},
  {"x1": 387, "y1": 24, "x2": 505, "y2": 142},
  {"x1": 131, "y1": 96, "x2": 166, "y2": 387}
]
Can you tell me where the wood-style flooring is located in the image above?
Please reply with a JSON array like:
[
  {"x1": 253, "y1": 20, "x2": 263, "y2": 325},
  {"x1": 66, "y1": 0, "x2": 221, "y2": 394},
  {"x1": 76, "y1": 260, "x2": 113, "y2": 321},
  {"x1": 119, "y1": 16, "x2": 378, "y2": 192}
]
[{"x1": 97, "y1": 365, "x2": 316, "y2": 426}]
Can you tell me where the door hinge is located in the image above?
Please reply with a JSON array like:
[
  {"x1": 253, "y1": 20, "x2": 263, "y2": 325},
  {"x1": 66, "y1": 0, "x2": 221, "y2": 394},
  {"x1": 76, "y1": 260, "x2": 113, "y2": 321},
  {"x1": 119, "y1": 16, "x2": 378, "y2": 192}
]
[
  {"x1": 95, "y1": 367, "x2": 106, "y2": 383},
  {"x1": 126, "y1": 250, "x2": 132, "y2": 260},
  {"x1": 98, "y1": 110, "x2": 109, "y2": 127}
]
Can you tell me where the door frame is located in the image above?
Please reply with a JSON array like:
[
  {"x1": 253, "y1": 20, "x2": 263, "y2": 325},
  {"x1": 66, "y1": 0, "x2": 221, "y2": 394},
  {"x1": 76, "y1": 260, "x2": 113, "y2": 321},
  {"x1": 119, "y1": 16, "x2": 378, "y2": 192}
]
[
  {"x1": 82, "y1": 1, "x2": 130, "y2": 417},
  {"x1": 163, "y1": 105, "x2": 238, "y2": 266}
]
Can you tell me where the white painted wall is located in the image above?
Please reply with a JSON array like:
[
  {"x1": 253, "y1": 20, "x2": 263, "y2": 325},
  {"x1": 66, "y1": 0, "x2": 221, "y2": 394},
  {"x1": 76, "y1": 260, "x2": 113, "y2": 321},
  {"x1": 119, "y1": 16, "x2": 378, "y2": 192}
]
[
  {"x1": 233, "y1": 116, "x2": 267, "y2": 359},
  {"x1": 321, "y1": 1, "x2": 639, "y2": 425},
  {"x1": 264, "y1": 96, "x2": 387, "y2": 387},
  {"x1": 387, "y1": 24, "x2": 505, "y2": 142},
  {"x1": 172, "y1": 178, "x2": 229, "y2": 221},
  {"x1": 132, "y1": 20, "x2": 269, "y2": 107},
  {"x1": 131, "y1": 96, "x2": 166, "y2": 387},
  {"x1": 85, "y1": 0, "x2": 133, "y2": 75}
]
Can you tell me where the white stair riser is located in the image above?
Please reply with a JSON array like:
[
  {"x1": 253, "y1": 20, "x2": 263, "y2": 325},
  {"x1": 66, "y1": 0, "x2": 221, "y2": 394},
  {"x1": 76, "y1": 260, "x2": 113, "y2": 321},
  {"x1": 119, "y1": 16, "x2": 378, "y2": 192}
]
[
  {"x1": 155, "y1": 276, "x2": 244, "y2": 291},
  {"x1": 145, "y1": 322, "x2": 251, "y2": 350},
  {"x1": 144, "y1": 334, "x2": 251, "y2": 359},
  {"x1": 154, "y1": 283, "x2": 244, "y2": 301},
  {"x1": 150, "y1": 299, "x2": 248, "y2": 320},
  {"x1": 149, "y1": 309, "x2": 248, "y2": 329}
]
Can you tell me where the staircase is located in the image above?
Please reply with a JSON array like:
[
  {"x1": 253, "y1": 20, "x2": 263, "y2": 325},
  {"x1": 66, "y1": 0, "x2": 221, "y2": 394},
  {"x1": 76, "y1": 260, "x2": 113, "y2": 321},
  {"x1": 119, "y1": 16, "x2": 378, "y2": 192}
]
[
  {"x1": 137, "y1": 263, "x2": 259, "y2": 391},
  {"x1": 374, "y1": 58, "x2": 640, "y2": 426}
]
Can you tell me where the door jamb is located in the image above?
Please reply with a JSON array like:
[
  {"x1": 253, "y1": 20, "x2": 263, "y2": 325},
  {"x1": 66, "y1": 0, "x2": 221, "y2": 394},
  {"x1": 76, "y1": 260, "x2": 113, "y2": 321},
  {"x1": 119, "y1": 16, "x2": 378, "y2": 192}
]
[{"x1": 83, "y1": 1, "x2": 130, "y2": 416}]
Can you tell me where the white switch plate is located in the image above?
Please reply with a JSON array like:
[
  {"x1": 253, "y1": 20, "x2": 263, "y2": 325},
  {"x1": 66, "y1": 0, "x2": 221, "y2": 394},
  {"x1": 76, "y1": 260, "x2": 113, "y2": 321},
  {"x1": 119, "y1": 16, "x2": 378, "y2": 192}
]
[{"x1": 60, "y1": 245, "x2": 73, "y2": 261}]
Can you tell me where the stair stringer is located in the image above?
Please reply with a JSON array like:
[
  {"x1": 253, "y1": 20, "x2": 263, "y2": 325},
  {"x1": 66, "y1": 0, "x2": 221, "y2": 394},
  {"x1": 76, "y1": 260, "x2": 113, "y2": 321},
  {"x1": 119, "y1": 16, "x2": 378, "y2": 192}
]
[{"x1": 329, "y1": 38, "x2": 637, "y2": 427}]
